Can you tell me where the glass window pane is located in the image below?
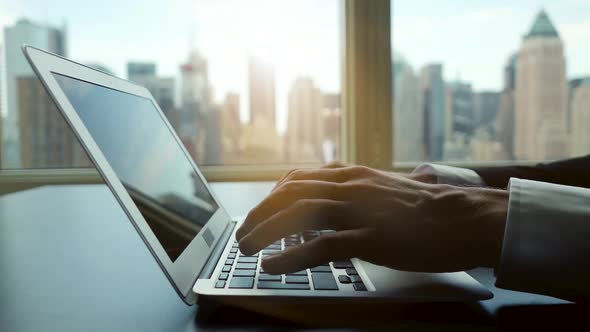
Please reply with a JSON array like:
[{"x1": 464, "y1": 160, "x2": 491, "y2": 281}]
[
  {"x1": 392, "y1": 1, "x2": 590, "y2": 164},
  {"x1": 0, "y1": 0, "x2": 342, "y2": 169}
]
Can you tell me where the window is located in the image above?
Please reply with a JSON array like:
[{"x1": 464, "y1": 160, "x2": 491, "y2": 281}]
[
  {"x1": 0, "y1": 0, "x2": 342, "y2": 171},
  {"x1": 392, "y1": 1, "x2": 590, "y2": 166}
]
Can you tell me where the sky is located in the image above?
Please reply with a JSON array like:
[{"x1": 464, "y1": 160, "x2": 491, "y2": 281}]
[{"x1": 1, "y1": 0, "x2": 590, "y2": 130}]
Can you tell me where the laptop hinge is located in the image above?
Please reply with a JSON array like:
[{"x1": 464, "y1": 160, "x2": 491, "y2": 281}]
[{"x1": 198, "y1": 220, "x2": 237, "y2": 279}]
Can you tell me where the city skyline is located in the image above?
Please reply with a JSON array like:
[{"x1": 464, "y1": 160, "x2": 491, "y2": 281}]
[{"x1": 1, "y1": 4, "x2": 590, "y2": 167}]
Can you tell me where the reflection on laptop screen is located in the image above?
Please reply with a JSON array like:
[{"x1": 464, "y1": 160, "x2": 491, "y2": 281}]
[{"x1": 53, "y1": 73, "x2": 219, "y2": 261}]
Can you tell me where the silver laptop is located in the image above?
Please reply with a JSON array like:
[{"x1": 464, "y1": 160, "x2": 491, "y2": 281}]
[{"x1": 23, "y1": 45, "x2": 492, "y2": 306}]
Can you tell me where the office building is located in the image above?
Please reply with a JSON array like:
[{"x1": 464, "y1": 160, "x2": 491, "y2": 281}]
[
  {"x1": 127, "y1": 62, "x2": 156, "y2": 81},
  {"x1": 393, "y1": 58, "x2": 423, "y2": 162},
  {"x1": 17, "y1": 76, "x2": 90, "y2": 168},
  {"x1": 496, "y1": 53, "x2": 517, "y2": 159},
  {"x1": 419, "y1": 63, "x2": 445, "y2": 161},
  {"x1": 514, "y1": 10, "x2": 568, "y2": 160},
  {"x1": 127, "y1": 62, "x2": 177, "y2": 129},
  {"x1": 571, "y1": 79, "x2": 590, "y2": 157},
  {"x1": 322, "y1": 93, "x2": 341, "y2": 162},
  {"x1": 179, "y1": 51, "x2": 214, "y2": 163},
  {"x1": 286, "y1": 78, "x2": 323, "y2": 163},
  {"x1": 220, "y1": 92, "x2": 241, "y2": 162},
  {"x1": 473, "y1": 91, "x2": 500, "y2": 131},
  {"x1": 248, "y1": 57, "x2": 276, "y2": 127},
  {"x1": 3, "y1": 19, "x2": 67, "y2": 167},
  {"x1": 444, "y1": 81, "x2": 474, "y2": 143}
]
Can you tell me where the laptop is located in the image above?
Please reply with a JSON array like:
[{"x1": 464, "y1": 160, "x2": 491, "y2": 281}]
[{"x1": 23, "y1": 45, "x2": 492, "y2": 306}]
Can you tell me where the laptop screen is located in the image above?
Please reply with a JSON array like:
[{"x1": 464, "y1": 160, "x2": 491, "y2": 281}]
[{"x1": 53, "y1": 73, "x2": 219, "y2": 262}]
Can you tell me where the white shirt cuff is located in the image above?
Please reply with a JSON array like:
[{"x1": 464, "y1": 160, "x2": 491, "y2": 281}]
[
  {"x1": 413, "y1": 163, "x2": 484, "y2": 186},
  {"x1": 496, "y1": 178, "x2": 590, "y2": 300}
]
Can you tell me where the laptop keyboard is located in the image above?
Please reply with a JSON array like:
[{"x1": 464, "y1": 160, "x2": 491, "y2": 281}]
[{"x1": 214, "y1": 230, "x2": 367, "y2": 291}]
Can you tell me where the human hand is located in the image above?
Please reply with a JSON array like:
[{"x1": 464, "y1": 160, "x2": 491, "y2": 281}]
[{"x1": 236, "y1": 164, "x2": 508, "y2": 274}]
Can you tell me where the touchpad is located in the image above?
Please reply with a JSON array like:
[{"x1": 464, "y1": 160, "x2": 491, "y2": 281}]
[{"x1": 357, "y1": 260, "x2": 492, "y2": 301}]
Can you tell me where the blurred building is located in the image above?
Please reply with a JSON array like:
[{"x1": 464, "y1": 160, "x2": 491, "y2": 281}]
[
  {"x1": 17, "y1": 76, "x2": 90, "y2": 168},
  {"x1": 3, "y1": 19, "x2": 67, "y2": 168},
  {"x1": 473, "y1": 91, "x2": 500, "y2": 132},
  {"x1": 127, "y1": 61, "x2": 177, "y2": 130},
  {"x1": 322, "y1": 93, "x2": 341, "y2": 162},
  {"x1": 286, "y1": 78, "x2": 323, "y2": 163},
  {"x1": 180, "y1": 52, "x2": 217, "y2": 164},
  {"x1": 470, "y1": 128, "x2": 507, "y2": 161},
  {"x1": 444, "y1": 81, "x2": 474, "y2": 143},
  {"x1": 496, "y1": 53, "x2": 517, "y2": 159},
  {"x1": 570, "y1": 79, "x2": 590, "y2": 157},
  {"x1": 514, "y1": 10, "x2": 568, "y2": 160},
  {"x1": 220, "y1": 92, "x2": 241, "y2": 162},
  {"x1": 419, "y1": 63, "x2": 445, "y2": 161},
  {"x1": 248, "y1": 57, "x2": 276, "y2": 127},
  {"x1": 393, "y1": 57, "x2": 423, "y2": 162}
]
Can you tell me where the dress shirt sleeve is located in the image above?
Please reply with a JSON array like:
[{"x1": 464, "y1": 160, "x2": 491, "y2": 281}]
[
  {"x1": 496, "y1": 178, "x2": 590, "y2": 301},
  {"x1": 413, "y1": 163, "x2": 485, "y2": 186}
]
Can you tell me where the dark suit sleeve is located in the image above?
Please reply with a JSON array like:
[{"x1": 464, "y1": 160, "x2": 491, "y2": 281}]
[{"x1": 471, "y1": 155, "x2": 590, "y2": 190}]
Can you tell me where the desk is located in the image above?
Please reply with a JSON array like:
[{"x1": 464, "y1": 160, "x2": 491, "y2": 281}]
[{"x1": 0, "y1": 183, "x2": 580, "y2": 331}]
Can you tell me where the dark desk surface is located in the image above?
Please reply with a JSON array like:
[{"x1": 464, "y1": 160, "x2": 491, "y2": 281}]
[{"x1": 0, "y1": 183, "x2": 578, "y2": 331}]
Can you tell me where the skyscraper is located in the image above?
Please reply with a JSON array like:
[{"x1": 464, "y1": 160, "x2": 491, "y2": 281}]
[
  {"x1": 322, "y1": 93, "x2": 341, "y2": 162},
  {"x1": 514, "y1": 10, "x2": 568, "y2": 160},
  {"x1": 393, "y1": 57, "x2": 423, "y2": 162},
  {"x1": 286, "y1": 78, "x2": 323, "y2": 162},
  {"x1": 127, "y1": 61, "x2": 177, "y2": 130},
  {"x1": 496, "y1": 53, "x2": 517, "y2": 159},
  {"x1": 570, "y1": 79, "x2": 590, "y2": 157},
  {"x1": 248, "y1": 57, "x2": 276, "y2": 127},
  {"x1": 179, "y1": 51, "x2": 213, "y2": 163},
  {"x1": 17, "y1": 76, "x2": 90, "y2": 168},
  {"x1": 3, "y1": 19, "x2": 67, "y2": 167},
  {"x1": 473, "y1": 91, "x2": 500, "y2": 131},
  {"x1": 419, "y1": 64, "x2": 445, "y2": 161},
  {"x1": 220, "y1": 92, "x2": 241, "y2": 162},
  {"x1": 444, "y1": 81, "x2": 474, "y2": 142}
]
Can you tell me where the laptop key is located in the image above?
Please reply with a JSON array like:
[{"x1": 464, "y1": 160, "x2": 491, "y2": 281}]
[
  {"x1": 228, "y1": 253, "x2": 236, "y2": 259},
  {"x1": 338, "y1": 275, "x2": 351, "y2": 284},
  {"x1": 225, "y1": 259, "x2": 234, "y2": 265},
  {"x1": 258, "y1": 273, "x2": 282, "y2": 281},
  {"x1": 345, "y1": 268, "x2": 358, "y2": 275},
  {"x1": 240, "y1": 252, "x2": 258, "y2": 257},
  {"x1": 229, "y1": 277, "x2": 254, "y2": 289},
  {"x1": 285, "y1": 276, "x2": 309, "y2": 284},
  {"x1": 311, "y1": 266, "x2": 332, "y2": 273},
  {"x1": 219, "y1": 272, "x2": 229, "y2": 280},
  {"x1": 257, "y1": 282, "x2": 310, "y2": 290},
  {"x1": 215, "y1": 280, "x2": 226, "y2": 288},
  {"x1": 237, "y1": 256, "x2": 258, "y2": 263},
  {"x1": 333, "y1": 261, "x2": 354, "y2": 269},
  {"x1": 286, "y1": 270, "x2": 307, "y2": 276},
  {"x1": 222, "y1": 266, "x2": 231, "y2": 273},
  {"x1": 353, "y1": 283, "x2": 367, "y2": 291},
  {"x1": 235, "y1": 263, "x2": 257, "y2": 270},
  {"x1": 233, "y1": 270, "x2": 256, "y2": 277},
  {"x1": 350, "y1": 275, "x2": 362, "y2": 283},
  {"x1": 312, "y1": 273, "x2": 338, "y2": 290},
  {"x1": 230, "y1": 248, "x2": 238, "y2": 253},
  {"x1": 262, "y1": 249, "x2": 280, "y2": 255}
]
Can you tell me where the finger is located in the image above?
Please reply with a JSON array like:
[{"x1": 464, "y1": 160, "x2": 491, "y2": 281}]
[
  {"x1": 273, "y1": 165, "x2": 370, "y2": 193},
  {"x1": 260, "y1": 229, "x2": 369, "y2": 274},
  {"x1": 238, "y1": 199, "x2": 353, "y2": 255},
  {"x1": 236, "y1": 180, "x2": 344, "y2": 240},
  {"x1": 321, "y1": 161, "x2": 348, "y2": 169},
  {"x1": 271, "y1": 168, "x2": 305, "y2": 192}
]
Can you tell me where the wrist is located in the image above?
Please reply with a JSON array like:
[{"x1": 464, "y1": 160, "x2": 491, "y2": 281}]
[{"x1": 469, "y1": 187, "x2": 509, "y2": 268}]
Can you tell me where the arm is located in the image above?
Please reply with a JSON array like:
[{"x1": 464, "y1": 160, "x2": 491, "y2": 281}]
[{"x1": 472, "y1": 155, "x2": 590, "y2": 189}]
